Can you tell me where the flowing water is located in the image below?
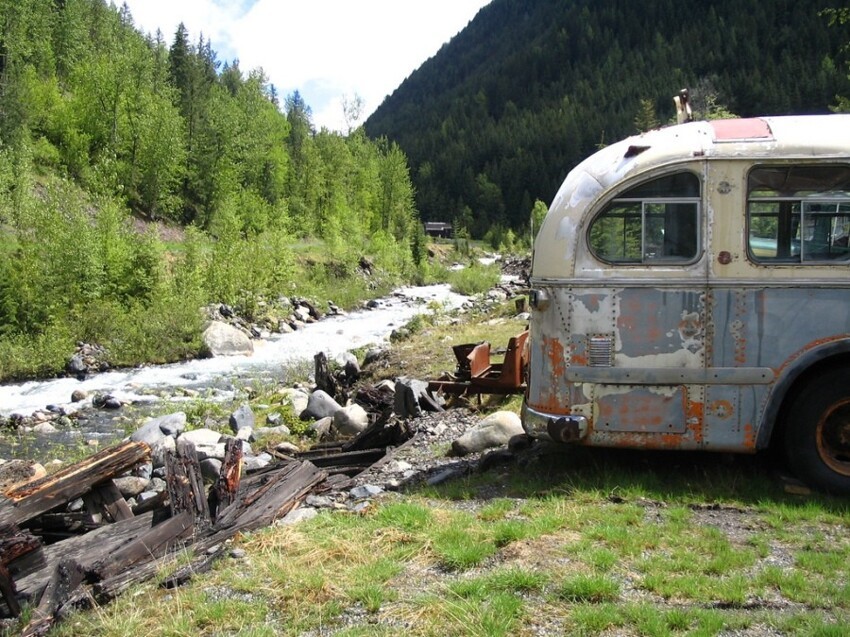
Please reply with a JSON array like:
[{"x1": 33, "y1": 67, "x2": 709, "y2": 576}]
[{"x1": 0, "y1": 284, "x2": 469, "y2": 459}]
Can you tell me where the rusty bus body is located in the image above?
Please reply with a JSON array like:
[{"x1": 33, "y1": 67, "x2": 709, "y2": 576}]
[{"x1": 522, "y1": 115, "x2": 850, "y2": 493}]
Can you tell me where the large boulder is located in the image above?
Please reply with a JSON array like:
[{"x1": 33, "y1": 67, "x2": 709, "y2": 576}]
[
  {"x1": 203, "y1": 321, "x2": 253, "y2": 357},
  {"x1": 333, "y1": 404, "x2": 369, "y2": 436},
  {"x1": 300, "y1": 390, "x2": 342, "y2": 421},
  {"x1": 229, "y1": 403, "x2": 255, "y2": 434},
  {"x1": 451, "y1": 411, "x2": 524, "y2": 456},
  {"x1": 130, "y1": 412, "x2": 187, "y2": 445}
]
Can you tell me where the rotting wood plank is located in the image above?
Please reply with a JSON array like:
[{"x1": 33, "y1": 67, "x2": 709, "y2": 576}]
[
  {"x1": 83, "y1": 479, "x2": 133, "y2": 523},
  {"x1": 13, "y1": 512, "x2": 156, "y2": 602},
  {"x1": 0, "y1": 563, "x2": 20, "y2": 618},
  {"x1": 95, "y1": 461, "x2": 326, "y2": 602},
  {"x1": 207, "y1": 460, "x2": 326, "y2": 540},
  {"x1": 297, "y1": 448, "x2": 386, "y2": 468},
  {"x1": 0, "y1": 442, "x2": 150, "y2": 528},
  {"x1": 90, "y1": 511, "x2": 194, "y2": 581},
  {"x1": 20, "y1": 558, "x2": 86, "y2": 637},
  {"x1": 161, "y1": 543, "x2": 227, "y2": 589},
  {"x1": 209, "y1": 438, "x2": 242, "y2": 521},
  {"x1": 165, "y1": 439, "x2": 210, "y2": 529}
]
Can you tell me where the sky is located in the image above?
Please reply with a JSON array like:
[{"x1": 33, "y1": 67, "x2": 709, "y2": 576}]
[{"x1": 120, "y1": 0, "x2": 491, "y2": 132}]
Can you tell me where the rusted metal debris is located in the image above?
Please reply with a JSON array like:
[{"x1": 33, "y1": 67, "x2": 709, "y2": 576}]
[
  {"x1": 428, "y1": 329, "x2": 529, "y2": 396},
  {"x1": 0, "y1": 413, "x2": 413, "y2": 633}
]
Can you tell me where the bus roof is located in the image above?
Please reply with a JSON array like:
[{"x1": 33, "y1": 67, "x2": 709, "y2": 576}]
[{"x1": 535, "y1": 114, "x2": 850, "y2": 278}]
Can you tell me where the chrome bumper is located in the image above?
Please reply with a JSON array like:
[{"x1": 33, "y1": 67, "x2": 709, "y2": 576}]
[{"x1": 521, "y1": 401, "x2": 588, "y2": 443}]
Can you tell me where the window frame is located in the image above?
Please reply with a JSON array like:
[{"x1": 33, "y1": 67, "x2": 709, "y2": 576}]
[
  {"x1": 587, "y1": 171, "x2": 702, "y2": 266},
  {"x1": 746, "y1": 164, "x2": 850, "y2": 265}
]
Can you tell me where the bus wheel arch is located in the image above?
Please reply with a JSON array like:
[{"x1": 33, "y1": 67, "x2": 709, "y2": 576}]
[{"x1": 780, "y1": 367, "x2": 850, "y2": 495}]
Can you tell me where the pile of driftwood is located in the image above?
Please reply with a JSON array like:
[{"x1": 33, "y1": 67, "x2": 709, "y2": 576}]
[{"x1": 0, "y1": 413, "x2": 414, "y2": 636}]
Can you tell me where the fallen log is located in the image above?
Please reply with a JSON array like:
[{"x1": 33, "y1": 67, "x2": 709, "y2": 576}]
[
  {"x1": 13, "y1": 512, "x2": 156, "y2": 603},
  {"x1": 0, "y1": 442, "x2": 150, "y2": 528}
]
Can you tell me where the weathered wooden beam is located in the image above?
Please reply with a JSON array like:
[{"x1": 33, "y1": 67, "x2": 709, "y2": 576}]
[
  {"x1": 165, "y1": 439, "x2": 210, "y2": 530},
  {"x1": 0, "y1": 563, "x2": 20, "y2": 618},
  {"x1": 298, "y1": 448, "x2": 386, "y2": 469},
  {"x1": 0, "y1": 442, "x2": 150, "y2": 528},
  {"x1": 209, "y1": 438, "x2": 242, "y2": 521},
  {"x1": 90, "y1": 511, "x2": 194, "y2": 581},
  {"x1": 212, "y1": 460, "x2": 325, "y2": 535},
  {"x1": 83, "y1": 480, "x2": 133, "y2": 523},
  {"x1": 13, "y1": 512, "x2": 156, "y2": 602},
  {"x1": 21, "y1": 558, "x2": 86, "y2": 637}
]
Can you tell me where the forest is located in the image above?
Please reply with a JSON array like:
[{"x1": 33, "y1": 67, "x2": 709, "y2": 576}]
[
  {"x1": 365, "y1": 0, "x2": 850, "y2": 240},
  {"x1": 0, "y1": 0, "x2": 424, "y2": 379}
]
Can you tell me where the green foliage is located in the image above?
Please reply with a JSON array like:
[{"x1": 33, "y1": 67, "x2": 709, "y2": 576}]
[
  {"x1": 0, "y1": 0, "x2": 427, "y2": 378},
  {"x1": 447, "y1": 262, "x2": 501, "y2": 295}
]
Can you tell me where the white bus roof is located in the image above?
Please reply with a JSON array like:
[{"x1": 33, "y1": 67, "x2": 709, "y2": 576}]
[{"x1": 535, "y1": 114, "x2": 850, "y2": 279}]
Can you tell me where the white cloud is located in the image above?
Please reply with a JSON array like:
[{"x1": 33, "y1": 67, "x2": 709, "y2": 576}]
[{"x1": 121, "y1": 0, "x2": 489, "y2": 131}]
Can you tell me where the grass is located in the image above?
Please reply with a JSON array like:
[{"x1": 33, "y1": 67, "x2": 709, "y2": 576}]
[{"x1": 46, "y1": 456, "x2": 850, "y2": 636}]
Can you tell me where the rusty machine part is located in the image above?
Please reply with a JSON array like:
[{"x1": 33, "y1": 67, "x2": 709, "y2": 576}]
[{"x1": 428, "y1": 330, "x2": 529, "y2": 396}]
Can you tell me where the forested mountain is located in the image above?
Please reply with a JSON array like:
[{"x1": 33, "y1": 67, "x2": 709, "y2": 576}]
[{"x1": 365, "y1": 0, "x2": 850, "y2": 239}]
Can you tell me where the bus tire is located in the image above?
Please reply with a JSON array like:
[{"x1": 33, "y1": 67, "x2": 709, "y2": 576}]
[{"x1": 784, "y1": 370, "x2": 850, "y2": 495}]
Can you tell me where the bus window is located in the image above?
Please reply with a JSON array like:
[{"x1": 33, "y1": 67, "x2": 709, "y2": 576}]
[
  {"x1": 747, "y1": 165, "x2": 850, "y2": 263},
  {"x1": 589, "y1": 172, "x2": 700, "y2": 264}
]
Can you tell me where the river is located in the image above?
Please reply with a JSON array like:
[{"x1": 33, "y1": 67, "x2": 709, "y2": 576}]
[{"x1": 0, "y1": 284, "x2": 469, "y2": 458}]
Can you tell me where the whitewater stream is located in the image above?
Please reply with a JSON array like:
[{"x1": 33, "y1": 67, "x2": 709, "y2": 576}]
[{"x1": 0, "y1": 284, "x2": 470, "y2": 458}]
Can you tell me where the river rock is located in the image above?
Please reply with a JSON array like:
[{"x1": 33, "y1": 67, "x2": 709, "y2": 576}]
[
  {"x1": 337, "y1": 351, "x2": 361, "y2": 383},
  {"x1": 309, "y1": 416, "x2": 333, "y2": 439},
  {"x1": 333, "y1": 404, "x2": 369, "y2": 436},
  {"x1": 278, "y1": 388, "x2": 310, "y2": 417},
  {"x1": 151, "y1": 436, "x2": 176, "y2": 468},
  {"x1": 113, "y1": 475, "x2": 149, "y2": 498},
  {"x1": 255, "y1": 425, "x2": 291, "y2": 438},
  {"x1": 203, "y1": 321, "x2": 254, "y2": 357},
  {"x1": 180, "y1": 428, "x2": 223, "y2": 446},
  {"x1": 300, "y1": 390, "x2": 342, "y2": 421},
  {"x1": 32, "y1": 423, "x2": 57, "y2": 434},
  {"x1": 275, "y1": 441, "x2": 300, "y2": 455},
  {"x1": 229, "y1": 403, "x2": 255, "y2": 433},
  {"x1": 130, "y1": 412, "x2": 187, "y2": 445},
  {"x1": 200, "y1": 458, "x2": 223, "y2": 482},
  {"x1": 394, "y1": 377, "x2": 444, "y2": 418},
  {"x1": 236, "y1": 426, "x2": 254, "y2": 442},
  {"x1": 0, "y1": 460, "x2": 47, "y2": 492},
  {"x1": 451, "y1": 411, "x2": 524, "y2": 456},
  {"x1": 195, "y1": 442, "x2": 227, "y2": 461},
  {"x1": 70, "y1": 389, "x2": 88, "y2": 403}
]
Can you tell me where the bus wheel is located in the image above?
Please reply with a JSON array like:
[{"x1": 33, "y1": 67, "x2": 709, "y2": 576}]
[{"x1": 785, "y1": 371, "x2": 850, "y2": 495}]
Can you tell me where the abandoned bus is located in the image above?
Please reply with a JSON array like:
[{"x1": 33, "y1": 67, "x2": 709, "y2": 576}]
[{"x1": 522, "y1": 114, "x2": 850, "y2": 494}]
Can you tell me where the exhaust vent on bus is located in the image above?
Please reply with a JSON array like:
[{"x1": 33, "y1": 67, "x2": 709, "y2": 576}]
[{"x1": 588, "y1": 335, "x2": 614, "y2": 367}]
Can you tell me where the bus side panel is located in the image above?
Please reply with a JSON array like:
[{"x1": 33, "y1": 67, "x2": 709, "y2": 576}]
[
  {"x1": 527, "y1": 285, "x2": 709, "y2": 448},
  {"x1": 706, "y1": 285, "x2": 850, "y2": 448}
]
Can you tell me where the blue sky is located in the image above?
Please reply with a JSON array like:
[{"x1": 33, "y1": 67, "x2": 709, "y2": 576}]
[{"x1": 120, "y1": 0, "x2": 491, "y2": 131}]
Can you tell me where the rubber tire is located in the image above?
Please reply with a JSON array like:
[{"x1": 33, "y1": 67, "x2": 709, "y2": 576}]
[{"x1": 784, "y1": 369, "x2": 850, "y2": 495}]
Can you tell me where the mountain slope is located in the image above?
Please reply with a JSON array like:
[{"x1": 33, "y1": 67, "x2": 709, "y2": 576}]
[{"x1": 365, "y1": 0, "x2": 850, "y2": 237}]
